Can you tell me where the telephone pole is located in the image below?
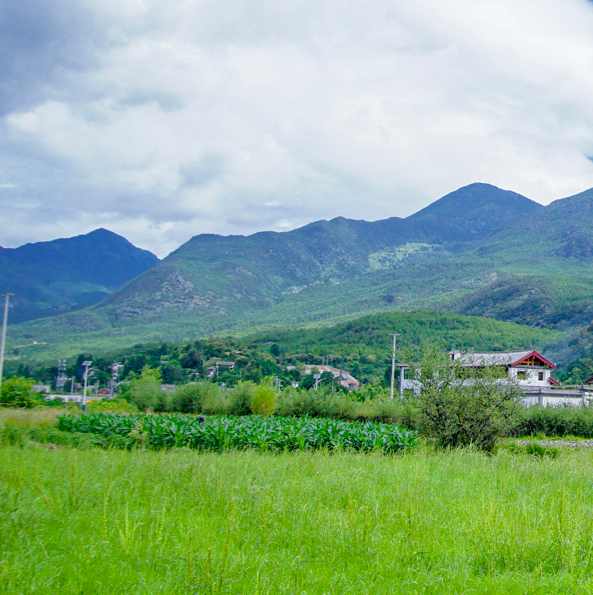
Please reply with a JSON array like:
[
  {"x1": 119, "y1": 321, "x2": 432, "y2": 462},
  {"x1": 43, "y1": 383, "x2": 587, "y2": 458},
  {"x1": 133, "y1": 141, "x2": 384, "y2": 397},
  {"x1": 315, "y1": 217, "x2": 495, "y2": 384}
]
[
  {"x1": 82, "y1": 361, "x2": 92, "y2": 412},
  {"x1": 0, "y1": 293, "x2": 13, "y2": 398},
  {"x1": 389, "y1": 333, "x2": 400, "y2": 400}
]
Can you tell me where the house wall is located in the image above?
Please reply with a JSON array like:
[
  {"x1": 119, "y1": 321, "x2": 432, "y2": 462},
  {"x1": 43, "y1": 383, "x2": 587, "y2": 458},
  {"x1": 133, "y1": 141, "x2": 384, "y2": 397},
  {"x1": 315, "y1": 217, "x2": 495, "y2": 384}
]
[{"x1": 509, "y1": 367, "x2": 551, "y2": 387}]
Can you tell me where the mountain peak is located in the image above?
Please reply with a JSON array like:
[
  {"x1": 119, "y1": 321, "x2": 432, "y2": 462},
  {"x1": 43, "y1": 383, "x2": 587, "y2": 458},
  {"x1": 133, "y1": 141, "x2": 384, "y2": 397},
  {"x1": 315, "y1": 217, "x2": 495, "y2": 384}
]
[
  {"x1": 409, "y1": 183, "x2": 541, "y2": 220},
  {"x1": 401, "y1": 183, "x2": 542, "y2": 245}
]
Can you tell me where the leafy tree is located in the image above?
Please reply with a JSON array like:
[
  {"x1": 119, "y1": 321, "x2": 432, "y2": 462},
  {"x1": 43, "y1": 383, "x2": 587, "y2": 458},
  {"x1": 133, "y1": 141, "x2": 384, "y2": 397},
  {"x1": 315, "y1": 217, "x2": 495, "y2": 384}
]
[
  {"x1": 250, "y1": 381, "x2": 276, "y2": 416},
  {"x1": 402, "y1": 342, "x2": 522, "y2": 451},
  {"x1": 1, "y1": 377, "x2": 41, "y2": 408},
  {"x1": 124, "y1": 366, "x2": 167, "y2": 412}
]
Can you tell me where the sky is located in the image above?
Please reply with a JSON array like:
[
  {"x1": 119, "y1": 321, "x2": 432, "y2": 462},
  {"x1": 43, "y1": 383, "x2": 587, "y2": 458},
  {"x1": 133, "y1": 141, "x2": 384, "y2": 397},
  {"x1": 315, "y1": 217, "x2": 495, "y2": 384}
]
[{"x1": 3, "y1": 0, "x2": 593, "y2": 258}]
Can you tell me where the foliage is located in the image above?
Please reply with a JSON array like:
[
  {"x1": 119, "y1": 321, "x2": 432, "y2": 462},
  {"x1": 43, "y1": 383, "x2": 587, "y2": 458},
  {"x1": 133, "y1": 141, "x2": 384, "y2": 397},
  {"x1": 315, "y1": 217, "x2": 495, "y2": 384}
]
[
  {"x1": 0, "y1": 377, "x2": 41, "y2": 409},
  {"x1": 56, "y1": 413, "x2": 417, "y2": 454},
  {"x1": 515, "y1": 405, "x2": 593, "y2": 438},
  {"x1": 9, "y1": 310, "x2": 559, "y2": 390},
  {"x1": 249, "y1": 381, "x2": 276, "y2": 416},
  {"x1": 87, "y1": 398, "x2": 137, "y2": 413},
  {"x1": 403, "y1": 342, "x2": 522, "y2": 451},
  {"x1": 123, "y1": 366, "x2": 167, "y2": 411}
]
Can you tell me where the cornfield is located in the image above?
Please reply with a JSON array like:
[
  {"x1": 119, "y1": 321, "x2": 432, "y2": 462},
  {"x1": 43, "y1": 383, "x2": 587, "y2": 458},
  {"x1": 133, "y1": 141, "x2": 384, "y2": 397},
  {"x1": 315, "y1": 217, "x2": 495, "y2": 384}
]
[{"x1": 56, "y1": 413, "x2": 417, "y2": 453}]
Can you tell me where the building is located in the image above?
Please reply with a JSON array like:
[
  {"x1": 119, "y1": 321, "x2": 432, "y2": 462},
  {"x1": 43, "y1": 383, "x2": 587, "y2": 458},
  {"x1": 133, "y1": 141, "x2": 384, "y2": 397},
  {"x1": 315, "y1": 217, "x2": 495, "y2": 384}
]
[
  {"x1": 449, "y1": 349, "x2": 558, "y2": 388},
  {"x1": 302, "y1": 364, "x2": 360, "y2": 391},
  {"x1": 207, "y1": 361, "x2": 235, "y2": 378},
  {"x1": 399, "y1": 349, "x2": 593, "y2": 406}
]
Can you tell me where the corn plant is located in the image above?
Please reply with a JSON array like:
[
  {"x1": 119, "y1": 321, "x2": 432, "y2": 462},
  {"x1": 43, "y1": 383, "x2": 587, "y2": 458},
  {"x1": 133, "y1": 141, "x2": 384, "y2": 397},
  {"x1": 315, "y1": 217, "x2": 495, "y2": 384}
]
[{"x1": 57, "y1": 413, "x2": 417, "y2": 453}]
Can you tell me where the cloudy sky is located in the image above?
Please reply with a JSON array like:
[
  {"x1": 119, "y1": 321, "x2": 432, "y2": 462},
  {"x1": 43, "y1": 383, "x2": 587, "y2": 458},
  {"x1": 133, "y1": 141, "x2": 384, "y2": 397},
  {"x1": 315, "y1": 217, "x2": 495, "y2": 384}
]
[{"x1": 3, "y1": 0, "x2": 593, "y2": 257}]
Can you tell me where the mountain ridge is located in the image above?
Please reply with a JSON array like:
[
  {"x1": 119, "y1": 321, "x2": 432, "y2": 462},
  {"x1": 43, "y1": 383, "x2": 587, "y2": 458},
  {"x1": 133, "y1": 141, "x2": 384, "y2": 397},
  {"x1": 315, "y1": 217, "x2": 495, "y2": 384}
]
[{"x1": 0, "y1": 228, "x2": 158, "y2": 324}]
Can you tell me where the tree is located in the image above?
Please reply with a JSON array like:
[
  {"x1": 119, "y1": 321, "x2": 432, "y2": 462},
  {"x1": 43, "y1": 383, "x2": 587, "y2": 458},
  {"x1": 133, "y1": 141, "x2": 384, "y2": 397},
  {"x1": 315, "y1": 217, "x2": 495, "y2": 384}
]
[
  {"x1": 403, "y1": 343, "x2": 522, "y2": 452},
  {"x1": 250, "y1": 381, "x2": 276, "y2": 416},
  {"x1": 1, "y1": 377, "x2": 41, "y2": 408},
  {"x1": 123, "y1": 366, "x2": 167, "y2": 412}
]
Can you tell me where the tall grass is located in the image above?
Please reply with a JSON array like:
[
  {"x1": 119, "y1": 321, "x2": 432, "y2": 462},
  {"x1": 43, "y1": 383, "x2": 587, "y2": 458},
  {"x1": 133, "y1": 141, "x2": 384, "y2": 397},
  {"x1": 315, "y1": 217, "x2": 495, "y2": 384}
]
[
  {"x1": 3, "y1": 446, "x2": 593, "y2": 593},
  {"x1": 516, "y1": 405, "x2": 593, "y2": 438},
  {"x1": 0, "y1": 407, "x2": 63, "y2": 428}
]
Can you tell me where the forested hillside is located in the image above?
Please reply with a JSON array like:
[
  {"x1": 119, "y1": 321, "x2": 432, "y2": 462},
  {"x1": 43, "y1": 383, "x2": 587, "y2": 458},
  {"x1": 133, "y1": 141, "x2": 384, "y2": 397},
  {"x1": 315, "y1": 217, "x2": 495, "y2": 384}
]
[
  {"x1": 13, "y1": 311, "x2": 559, "y2": 388},
  {"x1": 0, "y1": 229, "x2": 158, "y2": 323}
]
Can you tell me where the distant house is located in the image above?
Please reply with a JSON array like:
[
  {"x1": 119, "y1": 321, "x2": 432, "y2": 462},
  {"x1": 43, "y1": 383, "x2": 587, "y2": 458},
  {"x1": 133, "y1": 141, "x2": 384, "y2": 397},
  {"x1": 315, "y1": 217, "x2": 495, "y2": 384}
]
[
  {"x1": 400, "y1": 349, "x2": 591, "y2": 407},
  {"x1": 449, "y1": 349, "x2": 558, "y2": 388},
  {"x1": 301, "y1": 364, "x2": 360, "y2": 391},
  {"x1": 207, "y1": 361, "x2": 235, "y2": 378}
]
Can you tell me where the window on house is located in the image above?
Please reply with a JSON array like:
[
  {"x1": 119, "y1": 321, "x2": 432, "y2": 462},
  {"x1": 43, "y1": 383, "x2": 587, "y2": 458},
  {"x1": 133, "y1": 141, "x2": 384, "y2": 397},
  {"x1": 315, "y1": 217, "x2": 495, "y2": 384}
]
[
  {"x1": 538, "y1": 371, "x2": 544, "y2": 381},
  {"x1": 517, "y1": 370, "x2": 527, "y2": 380}
]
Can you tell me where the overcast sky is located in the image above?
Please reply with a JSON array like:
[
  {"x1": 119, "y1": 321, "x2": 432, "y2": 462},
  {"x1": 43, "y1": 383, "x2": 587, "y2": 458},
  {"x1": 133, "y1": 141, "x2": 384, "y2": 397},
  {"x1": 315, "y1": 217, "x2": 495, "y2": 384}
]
[{"x1": 3, "y1": 0, "x2": 593, "y2": 257}]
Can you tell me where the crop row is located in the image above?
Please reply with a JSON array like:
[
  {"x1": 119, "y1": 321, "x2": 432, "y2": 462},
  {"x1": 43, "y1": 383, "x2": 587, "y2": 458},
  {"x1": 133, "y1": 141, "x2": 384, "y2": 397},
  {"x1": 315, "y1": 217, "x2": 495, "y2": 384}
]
[{"x1": 56, "y1": 413, "x2": 417, "y2": 453}]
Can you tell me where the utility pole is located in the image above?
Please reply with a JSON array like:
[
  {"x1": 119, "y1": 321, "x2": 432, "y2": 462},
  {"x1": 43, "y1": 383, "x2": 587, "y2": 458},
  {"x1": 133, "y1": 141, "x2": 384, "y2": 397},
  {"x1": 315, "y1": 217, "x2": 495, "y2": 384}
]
[
  {"x1": 0, "y1": 293, "x2": 13, "y2": 398},
  {"x1": 82, "y1": 361, "x2": 92, "y2": 412},
  {"x1": 389, "y1": 333, "x2": 400, "y2": 400}
]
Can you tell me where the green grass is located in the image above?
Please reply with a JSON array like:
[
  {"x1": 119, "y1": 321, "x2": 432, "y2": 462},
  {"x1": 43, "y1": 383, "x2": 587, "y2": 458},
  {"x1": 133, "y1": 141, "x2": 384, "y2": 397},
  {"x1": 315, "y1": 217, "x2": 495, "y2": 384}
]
[{"x1": 4, "y1": 443, "x2": 593, "y2": 593}]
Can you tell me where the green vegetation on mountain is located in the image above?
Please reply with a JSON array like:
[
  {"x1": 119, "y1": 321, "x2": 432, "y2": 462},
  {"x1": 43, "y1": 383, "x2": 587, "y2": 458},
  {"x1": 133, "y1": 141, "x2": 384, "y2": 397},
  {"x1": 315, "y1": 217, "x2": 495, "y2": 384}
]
[
  {"x1": 0, "y1": 228, "x2": 158, "y2": 324},
  {"x1": 6, "y1": 181, "x2": 593, "y2": 368},
  {"x1": 11, "y1": 311, "x2": 559, "y2": 388}
]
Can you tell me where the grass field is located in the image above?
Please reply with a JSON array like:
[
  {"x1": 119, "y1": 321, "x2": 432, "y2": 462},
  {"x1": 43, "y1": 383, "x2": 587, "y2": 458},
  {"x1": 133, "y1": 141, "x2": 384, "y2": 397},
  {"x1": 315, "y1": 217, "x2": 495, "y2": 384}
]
[{"x1": 3, "y1": 436, "x2": 593, "y2": 594}]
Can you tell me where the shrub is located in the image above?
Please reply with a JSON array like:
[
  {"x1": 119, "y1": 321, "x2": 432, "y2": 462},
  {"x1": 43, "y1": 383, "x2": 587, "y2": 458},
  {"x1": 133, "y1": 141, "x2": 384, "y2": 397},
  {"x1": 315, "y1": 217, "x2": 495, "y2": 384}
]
[
  {"x1": 171, "y1": 383, "x2": 221, "y2": 414},
  {"x1": 227, "y1": 381, "x2": 256, "y2": 416},
  {"x1": 250, "y1": 383, "x2": 276, "y2": 416},
  {"x1": 402, "y1": 342, "x2": 522, "y2": 451},
  {"x1": 124, "y1": 366, "x2": 169, "y2": 412},
  {"x1": 0, "y1": 377, "x2": 41, "y2": 409},
  {"x1": 515, "y1": 405, "x2": 593, "y2": 438}
]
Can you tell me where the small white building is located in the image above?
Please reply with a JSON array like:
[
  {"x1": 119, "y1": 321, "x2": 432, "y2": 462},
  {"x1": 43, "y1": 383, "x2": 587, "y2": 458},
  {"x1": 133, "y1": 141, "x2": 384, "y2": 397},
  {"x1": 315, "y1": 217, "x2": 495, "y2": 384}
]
[
  {"x1": 398, "y1": 349, "x2": 593, "y2": 406},
  {"x1": 449, "y1": 349, "x2": 559, "y2": 389}
]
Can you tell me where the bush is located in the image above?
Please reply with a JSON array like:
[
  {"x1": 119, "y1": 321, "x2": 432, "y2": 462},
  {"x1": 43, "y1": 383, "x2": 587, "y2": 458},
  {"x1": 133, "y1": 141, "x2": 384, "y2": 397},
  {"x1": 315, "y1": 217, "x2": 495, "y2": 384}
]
[
  {"x1": 515, "y1": 405, "x2": 593, "y2": 438},
  {"x1": 227, "y1": 381, "x2": 256, "y2": 416},
  {"x1": 124, "y1": 366, "x2": 169, "y2": 412},
  {"x1": 402, "y1": 343, "x2": 522, "y2": 451},
  {"x1": 0, "y1": 377, "x2": 42, "y2": 409},
  {"x1": 171, "y1": 383, "x2": 220, "y2": 414},
  {"x1": 250, "y1": 383, "x2": 276, "y2": 416}
]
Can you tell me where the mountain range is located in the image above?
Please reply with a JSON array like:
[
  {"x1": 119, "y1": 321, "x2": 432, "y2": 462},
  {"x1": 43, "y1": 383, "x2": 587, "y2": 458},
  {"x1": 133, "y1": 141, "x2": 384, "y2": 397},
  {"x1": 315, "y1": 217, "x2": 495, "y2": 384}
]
[
  {"x1": 0, "y1": 228, "x2": 158, "y2": 324},
  {"x1": 5, "y1": 182, "x2": 593, "y2": 364}
]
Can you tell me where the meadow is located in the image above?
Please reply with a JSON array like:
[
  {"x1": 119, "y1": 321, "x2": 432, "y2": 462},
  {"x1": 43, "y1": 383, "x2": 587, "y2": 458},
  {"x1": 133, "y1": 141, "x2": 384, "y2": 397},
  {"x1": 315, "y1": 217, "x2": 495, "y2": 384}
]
[{"x1": 3, "y1": 410, "x2": 593, "y2": 593}]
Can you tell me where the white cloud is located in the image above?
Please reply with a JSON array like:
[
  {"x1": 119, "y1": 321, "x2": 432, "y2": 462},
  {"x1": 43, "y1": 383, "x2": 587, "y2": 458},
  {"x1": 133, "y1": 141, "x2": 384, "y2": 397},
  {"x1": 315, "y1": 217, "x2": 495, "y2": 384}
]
[{"x1": 2, "y1": 0, "x2": 593, "y2": 256}]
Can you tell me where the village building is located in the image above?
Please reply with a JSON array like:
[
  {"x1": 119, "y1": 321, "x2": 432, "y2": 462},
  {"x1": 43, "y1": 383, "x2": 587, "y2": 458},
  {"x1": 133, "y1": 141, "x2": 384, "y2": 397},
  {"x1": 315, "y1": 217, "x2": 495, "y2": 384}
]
[
  {"x1": 400, "y1": 349, "x2": 593, "y2": 407},
  {"x1": 448, "y1": 349, "x2": 558, "y2": 388},
  {"x1": 206, "y1": 361, "x2": 236, "y2": 378},
  {"x1": 302, "y1": 364, "x2": 360, "y2": 391},
  {"x1": 286, "y1": 364, "x2": 360, "y2": 391}
]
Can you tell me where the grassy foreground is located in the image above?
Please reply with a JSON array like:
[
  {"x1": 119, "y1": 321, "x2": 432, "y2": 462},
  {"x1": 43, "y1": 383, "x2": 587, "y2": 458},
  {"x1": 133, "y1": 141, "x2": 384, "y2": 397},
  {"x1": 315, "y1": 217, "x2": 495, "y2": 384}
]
[{"x1": 3, "y1": 445, "x2": 593, "y2": 594}]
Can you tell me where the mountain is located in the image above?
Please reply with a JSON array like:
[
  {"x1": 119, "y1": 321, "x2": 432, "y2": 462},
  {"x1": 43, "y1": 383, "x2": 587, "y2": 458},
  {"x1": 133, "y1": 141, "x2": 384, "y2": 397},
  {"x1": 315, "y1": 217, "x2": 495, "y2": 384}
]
[
  {"x1": 0, "y1": 228, "x2": 158, "y2": 323},
  {"x1": 5, "y1": 183, "x2": 554, "y2": 361},
  {"x1": 97, "y1": 183, "x2": 540, "y2": 319}
]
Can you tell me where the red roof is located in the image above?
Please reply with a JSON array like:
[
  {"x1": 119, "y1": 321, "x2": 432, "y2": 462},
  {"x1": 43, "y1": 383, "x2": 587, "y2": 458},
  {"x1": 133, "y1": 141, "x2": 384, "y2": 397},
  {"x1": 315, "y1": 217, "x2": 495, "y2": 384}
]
[
  {"x1": 549, "y1": 377, "x2": 559, "y2": 386},
  {"x1": 510, "y1": 351, "x2": 556, "y2": 369}
]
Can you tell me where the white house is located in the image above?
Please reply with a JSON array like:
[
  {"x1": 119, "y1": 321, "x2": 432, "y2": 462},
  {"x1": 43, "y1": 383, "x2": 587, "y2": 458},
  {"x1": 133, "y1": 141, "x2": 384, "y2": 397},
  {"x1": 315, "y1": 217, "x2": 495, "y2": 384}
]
[
  {"x1": 398, "y1": 349, "x2": 593, "y2": 406},
  {"x1": 448, "y1": 349, "x2": 559, "y2": 389}
]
